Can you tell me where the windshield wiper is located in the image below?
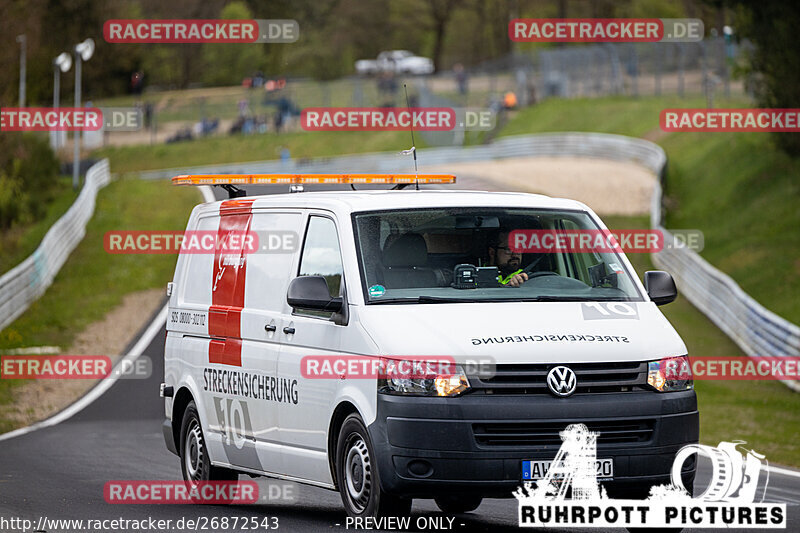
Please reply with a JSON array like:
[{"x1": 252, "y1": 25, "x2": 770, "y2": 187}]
[
  {"x1": 528, "y1": 295, "x2": 633, "y2": 302},
  {"x1": 369, "y1": 296, "x2": 493, "y2": 304}
]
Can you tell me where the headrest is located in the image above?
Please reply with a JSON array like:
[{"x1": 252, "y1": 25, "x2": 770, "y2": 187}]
[{"x1": 382, "y1": 233, "x2": 428, "y2": 267}]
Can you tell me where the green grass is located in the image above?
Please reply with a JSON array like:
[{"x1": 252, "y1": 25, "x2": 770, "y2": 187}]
[
  {"x1": 660, "y1": 132, "x2": 800, "y2": 324},
  {"x1": 605, "y1": 215, "x2": 800, "y2": 467},
  {"x1": 95, "y1": 130, "x2": 419, "y2": 174},
  {"x1": 0, "y1": 178, "x2": 199, "y2": 433},
  {"x1": 498, "y1": 94, "x2": 744, "y2": 138},
  {"x1": 0, "y1": 178, "x2": 78, "y2": 274},
  {"x1": 497, "y1": 95, "x2": 800, "y2": 326},
  {"x1": 0, "y1": 178, "x2": 198, "y2": 351}
]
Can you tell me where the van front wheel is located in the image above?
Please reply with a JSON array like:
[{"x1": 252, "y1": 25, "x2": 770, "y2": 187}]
[
  {"x1": 336, "y1": 414, "x2": 411, "y2": 518},
  {"x1": 179, "y1": 401, "x2": 239, "y2": 485}
]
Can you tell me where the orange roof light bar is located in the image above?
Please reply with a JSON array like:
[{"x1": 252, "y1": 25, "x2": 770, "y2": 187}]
[{"x1": 171, "y1": 173, "x2": 456, "y2": 186}]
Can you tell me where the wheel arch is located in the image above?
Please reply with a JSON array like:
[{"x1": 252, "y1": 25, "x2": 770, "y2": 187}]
[
  {"x1": 327, "y1": 401, "x2": 361, "y2": 490},
  {"x1": 172, "y1": 386, "x2": 195, "y2": 451}
]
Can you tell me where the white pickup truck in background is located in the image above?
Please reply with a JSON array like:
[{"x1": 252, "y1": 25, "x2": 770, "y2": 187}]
[{"x1": 355, "y1": 50, "x2": 435, "y2": 75}]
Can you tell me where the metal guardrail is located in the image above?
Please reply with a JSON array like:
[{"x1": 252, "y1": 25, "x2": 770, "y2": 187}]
[
  {"x1": 138, "y1": 133, "x2": 666, "y2": 179},
  {"x1": 141, "y1": 133, "x2": 799, "y2": 391},
  {"x1": 0, "y1": 159, "x2": 111, "y2": 332},
  {"x1": 651, "y1": 183, "x2": 800, "y2": 392}
]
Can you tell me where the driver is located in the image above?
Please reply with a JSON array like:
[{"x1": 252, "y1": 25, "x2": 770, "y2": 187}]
[{"x1": 487, "y1": 230, "x2": 529, "y2": 287}]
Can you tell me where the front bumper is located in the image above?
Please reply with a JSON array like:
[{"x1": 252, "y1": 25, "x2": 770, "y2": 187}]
[
  {"x1": 162, "y1": 418, "x2": 178, "y2": 456},
  {"x1": 368, "y1": 390, "x2": 698, "y2": 498}
]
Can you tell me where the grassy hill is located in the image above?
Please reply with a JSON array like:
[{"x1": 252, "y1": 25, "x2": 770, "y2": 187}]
[{"x1": 497, "y1": 95, "x2": 800, "y2": 325}]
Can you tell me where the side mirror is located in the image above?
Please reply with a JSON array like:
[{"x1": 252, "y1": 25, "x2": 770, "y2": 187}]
[
  {"x1": 287, "y1": 275, "x2": 343, "y2": 312},
  {"x1": 644, "y1": 270, "x2": 677, "y2": 306}
]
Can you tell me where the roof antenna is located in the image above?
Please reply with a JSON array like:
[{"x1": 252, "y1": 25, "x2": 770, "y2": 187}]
[{"x1": 399, "y1": 83, "x2": 419, "y2": 190}]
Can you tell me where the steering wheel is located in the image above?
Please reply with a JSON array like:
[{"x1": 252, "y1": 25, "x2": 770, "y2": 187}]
[{"x1": 526, "y1": 271, "x2": 559, "y2": 279}]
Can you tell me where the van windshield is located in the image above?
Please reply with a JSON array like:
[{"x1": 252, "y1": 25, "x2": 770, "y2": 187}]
[{"x1": 352, "y1": 207, "x2": 644, "y2": 303}]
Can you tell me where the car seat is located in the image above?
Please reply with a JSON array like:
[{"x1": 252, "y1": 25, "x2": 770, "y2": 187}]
[{"x1": 381, "y1": 233, "x2": 439, "y2": 289}]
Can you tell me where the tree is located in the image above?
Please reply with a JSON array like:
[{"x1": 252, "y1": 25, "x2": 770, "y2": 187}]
[
  {"x1": 199, "y1": 2, "x2": 265, "y2": 87},
  {"x1": 427, "y1": 0, "x2": 458, "y2": 72},
  {"x1": 722, "y1": 0, "x2": 800, "y2": 156}
]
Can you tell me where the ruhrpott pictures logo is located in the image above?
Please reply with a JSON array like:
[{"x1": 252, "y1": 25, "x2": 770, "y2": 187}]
[{"x1": 516, "y1": 424, "x2": 787, "y2": 529}]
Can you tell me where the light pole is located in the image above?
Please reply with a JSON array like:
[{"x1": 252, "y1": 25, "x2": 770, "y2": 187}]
[
  {"x1": 52, "y1": 52, "x2": 72, "y2": 150},
  {"x1": 72, "y1": 38, "x2": 94, "y2": 190},
  {"x1": 16, "y1": 35, "x2": 26, "y2": 107}
]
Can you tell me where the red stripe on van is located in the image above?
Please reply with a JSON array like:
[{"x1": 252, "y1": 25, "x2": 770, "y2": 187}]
[
  {"x1": 209, "y1": 338, "x2": 242, "y2": 367},
  {"x1": 208, "y1": 199, "x2": 255, "y2": 367}
]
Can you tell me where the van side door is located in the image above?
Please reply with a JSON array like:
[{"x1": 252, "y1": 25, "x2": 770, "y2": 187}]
[
  {"x1": 276, "y1": 213, "x2": 345, "y2": 483},
  {"x1": 228, "y1": 209, "x2": 303, "y2": 474}
]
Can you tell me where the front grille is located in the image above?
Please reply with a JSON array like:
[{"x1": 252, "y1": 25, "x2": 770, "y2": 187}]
[
  {"x1": 469, "y1": 362, "x2": 648, "y2": 395},
  {"x1": 473, "y1": 419, "x2": 656, "y2": 447}
]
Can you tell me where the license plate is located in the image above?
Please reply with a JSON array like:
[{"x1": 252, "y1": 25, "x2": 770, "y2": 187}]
[{"x1": 522, "y1": 458, "x2": 613, "y2": 481}]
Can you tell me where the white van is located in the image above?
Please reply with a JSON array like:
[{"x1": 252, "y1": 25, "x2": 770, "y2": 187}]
[{"x1": 161, "y1": 176, "x2": 698, "y2": 518}]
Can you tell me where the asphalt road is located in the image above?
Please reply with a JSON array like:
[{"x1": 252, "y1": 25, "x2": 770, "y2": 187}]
[{"x1": 1, "y1": 183, "x2": 799, "y2": 533}]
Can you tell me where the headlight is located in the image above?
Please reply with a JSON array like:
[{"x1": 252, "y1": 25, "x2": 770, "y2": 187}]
[
  {"x1": 378, "y1": 360, "x2": 470, "y2": 397},
  {"x1": 647, "y1": 355, "x2": 693, "y2": 392}
]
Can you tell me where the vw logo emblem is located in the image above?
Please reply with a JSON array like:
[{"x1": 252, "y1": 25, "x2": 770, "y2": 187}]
[{"x1": 547, "y1": 366, "x2": 577, "y2": 397}]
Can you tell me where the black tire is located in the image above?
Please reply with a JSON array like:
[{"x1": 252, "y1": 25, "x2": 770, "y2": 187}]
[
  {"x1": 336, "y1": 414, "x2": 412, "y2": 518},
  {"x1": 434, "y1": 495, "x2": 482, "y2": 514},
  {"x1": 179, "y1": 401, "x2": 239, "y2": 502}
]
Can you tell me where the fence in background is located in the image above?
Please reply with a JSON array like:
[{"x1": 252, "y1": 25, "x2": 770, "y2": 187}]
[
  {"x1": 117, "y1": 37, "x2": 748, "y2": 148},
  {"x1": 141, "y1": 133, "x2": 798, "y2": 391},
  {"x1": 139, "y1": 132, "x2": 663, "y2": 179},
  {"x1": 0, "y1": 159, "x2": 111, "y2": 332}
]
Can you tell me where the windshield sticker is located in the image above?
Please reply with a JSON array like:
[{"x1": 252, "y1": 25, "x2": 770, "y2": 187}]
[
  {"x1": 581, "y1": 302, "x2": 639, "y2": 320},
  {"x1": 608, "y1": 262, "x2": 623, "y2": 273},
  {"x1": 368, "y1": 284, "x2": 386, "y2": 298}
]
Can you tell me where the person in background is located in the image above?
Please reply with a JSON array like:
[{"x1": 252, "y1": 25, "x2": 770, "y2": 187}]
[{"x1": 454, "y1": 63, "x2": 468, "y2": 96}]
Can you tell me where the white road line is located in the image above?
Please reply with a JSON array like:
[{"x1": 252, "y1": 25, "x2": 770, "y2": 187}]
[
  {"x1": 769, "y1": 465, "x2": 800, "y2": 480},
  {"x1": 3, "y1": 346, "x2": 61, "y2": 355},
  {"x1": 766, "y1": 487, "x2": 800, "y2": 502},
  {"x1": 0, "y1": 304, "x2": 168, "y2": 443}
]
